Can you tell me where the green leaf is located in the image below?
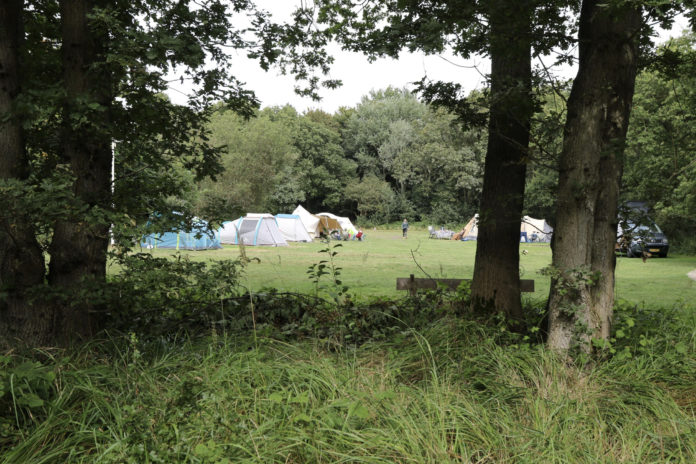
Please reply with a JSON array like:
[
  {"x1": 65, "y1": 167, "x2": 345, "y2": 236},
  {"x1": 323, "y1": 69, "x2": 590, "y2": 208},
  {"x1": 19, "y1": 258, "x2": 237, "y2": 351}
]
[
  {"x1": 290, "y1": 391, "x2": 309, "y2": 404},
  {"x1": 18, "y1": 393, "x2": 44, "y2": 408},
  {"x1": 350, "y1": 401, "x2": 370, "y2": 419},
  {"x1": 292, "y1": 413, "x2": 312, "y2": 424}
]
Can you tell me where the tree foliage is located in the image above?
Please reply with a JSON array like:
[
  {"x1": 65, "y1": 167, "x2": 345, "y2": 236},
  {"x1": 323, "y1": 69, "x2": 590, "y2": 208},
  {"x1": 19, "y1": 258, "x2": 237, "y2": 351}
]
[
  {"x1": 623, "y1": 33, "x2": 696, "y2": 249},
  {"x1": 0, "y1": 0, "x2": 336, "y2": 346},
  {"x1": 194, "y1": 88, "x2": 484, "y2": 225}
]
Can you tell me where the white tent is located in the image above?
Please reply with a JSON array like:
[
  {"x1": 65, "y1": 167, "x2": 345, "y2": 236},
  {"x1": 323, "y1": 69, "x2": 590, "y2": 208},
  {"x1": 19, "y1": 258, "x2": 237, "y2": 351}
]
[
  {"x1": 292, "y1": 205, "x2": 325, "y2": 239},
  {"x1": 275, "y1": 214, "x2": 312, "y2": 242},
  {"x1": 459, "y1": 214, "x2": 553, "y2": 242},
  {"x1": 520, "y1": 216, "x2": 553, "y2": 242},
  {"x1": 219, "y1": 214, "x2": 288, "y2": 246},
  {"x1": 317, "y1": 212, "x2": 357, "y2": 234}
]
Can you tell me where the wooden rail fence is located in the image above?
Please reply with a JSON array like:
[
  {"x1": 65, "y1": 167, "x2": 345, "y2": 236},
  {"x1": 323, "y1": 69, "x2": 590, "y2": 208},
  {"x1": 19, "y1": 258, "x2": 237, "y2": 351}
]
[{"x1": 396, "y1": 274, "x2": 535, "y2": 296}]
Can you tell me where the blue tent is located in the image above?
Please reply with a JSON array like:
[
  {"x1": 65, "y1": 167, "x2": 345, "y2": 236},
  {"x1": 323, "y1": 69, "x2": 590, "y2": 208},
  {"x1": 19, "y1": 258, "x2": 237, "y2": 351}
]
[{"x1": 141, "y1": 219, "x2": 221, "y2": 251}]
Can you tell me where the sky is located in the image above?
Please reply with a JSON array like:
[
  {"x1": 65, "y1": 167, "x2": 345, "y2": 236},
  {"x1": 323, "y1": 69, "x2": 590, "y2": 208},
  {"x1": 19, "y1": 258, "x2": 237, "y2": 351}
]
[{"x1": 166, "y1": 3, "x2": 692, "y2": 114}]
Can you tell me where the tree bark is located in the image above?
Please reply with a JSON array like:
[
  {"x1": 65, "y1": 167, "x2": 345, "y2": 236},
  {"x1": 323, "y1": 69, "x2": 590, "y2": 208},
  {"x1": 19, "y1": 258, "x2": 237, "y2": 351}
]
[
  {"x1": 47, "y1": 0, "x2": 112, "y2": 341},
  {"x1": 0, "y1": 0, "x2": 51, "y2": 347},
  {"x1": 470, "y1": 0, "x2": 533, "y2": 324},
  {"x1": 547, "y1": 0, "x2": 641, "y2": 351}
]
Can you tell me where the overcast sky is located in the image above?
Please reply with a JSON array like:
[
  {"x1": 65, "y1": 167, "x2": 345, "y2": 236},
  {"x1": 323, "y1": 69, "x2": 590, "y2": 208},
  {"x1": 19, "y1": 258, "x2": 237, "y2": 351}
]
[{"x1": 166, "y1": 3, "x2": 691, "y2": 114}]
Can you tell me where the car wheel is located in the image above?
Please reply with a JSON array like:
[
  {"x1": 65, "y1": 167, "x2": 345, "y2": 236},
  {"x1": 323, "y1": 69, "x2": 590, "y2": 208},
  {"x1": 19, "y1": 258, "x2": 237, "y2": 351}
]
[{"x1": 659, "y1": 251, "x2": 668, "y2": 258}]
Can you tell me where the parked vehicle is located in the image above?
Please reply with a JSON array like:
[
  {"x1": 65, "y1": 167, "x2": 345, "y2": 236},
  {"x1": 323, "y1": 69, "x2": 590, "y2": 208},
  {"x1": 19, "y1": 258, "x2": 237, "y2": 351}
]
[{"x1": 617, "y1": 220, "x2": 669, "y2": 258}]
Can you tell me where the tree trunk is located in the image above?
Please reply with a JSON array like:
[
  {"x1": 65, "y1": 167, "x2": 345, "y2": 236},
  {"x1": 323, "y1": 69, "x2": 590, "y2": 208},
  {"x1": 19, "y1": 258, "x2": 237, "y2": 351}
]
[
  {"x1": 547, "y1": 0, "x2": 641, "y2": 351},
  {"x1": 47, "y1": 0, "x2": 112, "y2": 342},
  {"x1": 0, "y1": 0, "x2": 51, "y2": 347},
  {"x1": 470, "y1": 0, "x2": 533, "y2": 324}
]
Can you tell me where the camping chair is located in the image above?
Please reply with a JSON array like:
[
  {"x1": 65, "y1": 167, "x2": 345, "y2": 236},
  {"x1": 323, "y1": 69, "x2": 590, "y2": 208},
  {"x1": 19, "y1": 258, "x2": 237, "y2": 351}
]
[{"x1": 428, "y1": 226, "x2": 437, "y2": 239}]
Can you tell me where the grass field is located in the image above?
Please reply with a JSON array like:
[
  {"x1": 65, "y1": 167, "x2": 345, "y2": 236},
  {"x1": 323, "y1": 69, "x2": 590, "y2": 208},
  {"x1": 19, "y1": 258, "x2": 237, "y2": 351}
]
[{"x1": 130, "y1": 229, "x2": 696, "y2": 310}]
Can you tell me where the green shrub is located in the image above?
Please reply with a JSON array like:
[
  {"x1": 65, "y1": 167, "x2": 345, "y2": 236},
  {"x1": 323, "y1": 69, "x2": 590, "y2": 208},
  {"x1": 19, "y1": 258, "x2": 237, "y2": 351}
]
[{"x1": 107, "y1": 253, "x2": 244, "y2": 332}]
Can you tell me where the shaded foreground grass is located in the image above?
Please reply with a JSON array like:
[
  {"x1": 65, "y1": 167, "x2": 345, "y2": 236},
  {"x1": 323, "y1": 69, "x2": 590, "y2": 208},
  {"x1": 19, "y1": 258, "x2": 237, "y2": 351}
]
[
  {"x1": 128, "y1": 229, "x2": 696, "y2": 310},
  {"x1": 3, "y1": 314, "x2": 695, "y2": 463}
]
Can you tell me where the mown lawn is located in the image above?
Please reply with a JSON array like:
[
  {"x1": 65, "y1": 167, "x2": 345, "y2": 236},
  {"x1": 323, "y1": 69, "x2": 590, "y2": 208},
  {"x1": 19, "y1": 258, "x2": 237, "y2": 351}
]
[{"x1": 129, "y1": 229, "x2": 696, "y2": 310}]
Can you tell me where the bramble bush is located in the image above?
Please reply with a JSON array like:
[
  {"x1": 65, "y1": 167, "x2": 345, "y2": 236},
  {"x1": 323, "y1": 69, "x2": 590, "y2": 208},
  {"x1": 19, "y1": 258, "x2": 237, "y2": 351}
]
[{"x1": 106, "y1": 253, "x2": 244, "y2": 332}]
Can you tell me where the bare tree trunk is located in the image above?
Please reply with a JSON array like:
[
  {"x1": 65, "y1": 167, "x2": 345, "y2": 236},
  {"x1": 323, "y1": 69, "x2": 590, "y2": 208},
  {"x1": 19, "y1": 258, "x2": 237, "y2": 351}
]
[
  {"x1": 0, "y1": 0, "x2": 51, "y2": 347},
  {"x1": 47, "y1": 0, "x2": 112, "y2": 342},
  {"x1": 547, "y1": 0, "x2": 641, "y2": 351},
  {"x1": 470, "y1": 0, "x2": 533, "y2": 324}
]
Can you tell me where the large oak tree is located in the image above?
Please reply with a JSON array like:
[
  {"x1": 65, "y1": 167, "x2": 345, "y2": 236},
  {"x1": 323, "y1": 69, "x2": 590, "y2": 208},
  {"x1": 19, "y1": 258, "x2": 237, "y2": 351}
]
[
  {"x1": 547, "y1": 0, "x2": 691, "y2": 351},
  {"x1": 316, "y1": 0, "x2": 574, "y2": 324}
]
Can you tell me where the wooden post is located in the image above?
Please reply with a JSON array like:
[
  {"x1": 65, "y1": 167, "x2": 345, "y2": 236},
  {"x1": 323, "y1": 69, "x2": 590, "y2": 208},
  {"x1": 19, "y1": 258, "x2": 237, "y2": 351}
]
[{"x1": 409, "y1": 274, "x2": 416, "y2": 297}]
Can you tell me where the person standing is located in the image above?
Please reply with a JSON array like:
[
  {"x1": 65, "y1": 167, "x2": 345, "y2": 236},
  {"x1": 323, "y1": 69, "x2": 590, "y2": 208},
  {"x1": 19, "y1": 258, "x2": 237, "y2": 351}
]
[{"x1": 401, "y1": 218, "x2": 409, "y2": 238}]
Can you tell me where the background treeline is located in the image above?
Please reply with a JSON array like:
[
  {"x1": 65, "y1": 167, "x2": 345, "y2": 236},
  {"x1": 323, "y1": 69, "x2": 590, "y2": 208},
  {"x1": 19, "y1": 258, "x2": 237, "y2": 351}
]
[
  {"x1": 191, "y1": 88, "x2": 486, "y2": 226},
  {"x1": 190, "y1": 34, "x2": 696, "y2": 248}
]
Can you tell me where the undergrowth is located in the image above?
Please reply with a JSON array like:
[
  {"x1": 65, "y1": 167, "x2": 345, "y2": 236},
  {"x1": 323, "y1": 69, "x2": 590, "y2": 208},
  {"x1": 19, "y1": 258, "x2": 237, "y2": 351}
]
[
  {"x1": 2, "y1": 251, "x2": 695, "y2": 462},
  {"x1": 1, "y1": 302, "x2": 695, "y2": 463}
]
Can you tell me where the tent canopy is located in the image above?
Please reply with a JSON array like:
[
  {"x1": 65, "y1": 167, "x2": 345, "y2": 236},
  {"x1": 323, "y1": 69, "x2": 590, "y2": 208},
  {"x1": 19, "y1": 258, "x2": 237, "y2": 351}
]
[
  {"x1": 141, "y1": 218, "x2": 221, "y2": 250},
  {"x1": 317, "y1": 215, "x2": 342, "y2": 233},
  {"x1": 317, "y1": 212, "x2": 356, "y2": 233},
  {"x1": 275, "y1": 214, "x2": 312, "y2": 242},
  {"x1": 219, "y1": 214, "x2": 288, "y2": 246}
]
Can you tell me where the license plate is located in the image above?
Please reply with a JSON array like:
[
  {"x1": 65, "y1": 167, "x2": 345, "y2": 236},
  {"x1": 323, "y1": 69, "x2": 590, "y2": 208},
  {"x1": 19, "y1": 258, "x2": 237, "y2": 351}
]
[{"x1": 649, "y1": 248, "x2": 660, "y2": 252}]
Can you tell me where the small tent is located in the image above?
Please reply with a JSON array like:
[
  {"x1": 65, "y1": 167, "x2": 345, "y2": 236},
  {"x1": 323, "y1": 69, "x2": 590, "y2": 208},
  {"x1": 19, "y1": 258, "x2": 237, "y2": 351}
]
[
  {"x1": 317, "y1": 212, "x2": 356, "y2": 234},
  {"x1": 520, "y1": 216, "x2": 553, "y2": 242},
  {"x1": 292, "y1": 205, "x2": 328, "y2": 239},
  {"x1": 461, "y1": 214, "x2": 479, "y2": 241},
  {"x1": 275, "y1": 214, "x2": 313, "y2": 242},
  {"x1": 219, "y1": 214, "x2": 288, "y2": 246},
  {"x1": 141, "y1": 219, "x2": 222, "y2": 251}
]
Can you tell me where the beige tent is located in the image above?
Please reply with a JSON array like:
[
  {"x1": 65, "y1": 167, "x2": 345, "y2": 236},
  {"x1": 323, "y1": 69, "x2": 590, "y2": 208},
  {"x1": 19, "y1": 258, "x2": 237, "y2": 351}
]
[
  {"x1": 460, "y1": 214, "x2": 479, "y2": 241},
  {"x1": 317, "y1": 215, "x2": 342, "y2": 234},
  {"x1": 317, "y1": 212, "x2": 356, "y2": 233}
]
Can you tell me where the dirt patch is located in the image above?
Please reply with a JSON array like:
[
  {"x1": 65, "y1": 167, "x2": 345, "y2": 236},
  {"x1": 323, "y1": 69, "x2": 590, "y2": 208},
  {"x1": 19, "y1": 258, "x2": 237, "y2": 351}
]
[{"x1": 689, "y1": 270, "x2": 696, "y2": 281}]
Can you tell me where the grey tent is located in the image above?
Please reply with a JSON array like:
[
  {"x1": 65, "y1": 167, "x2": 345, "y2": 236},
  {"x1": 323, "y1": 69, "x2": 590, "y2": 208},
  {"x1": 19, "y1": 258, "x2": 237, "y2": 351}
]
[{"x1": 219, "y1": 214, "x2": 288, "y2": 246}]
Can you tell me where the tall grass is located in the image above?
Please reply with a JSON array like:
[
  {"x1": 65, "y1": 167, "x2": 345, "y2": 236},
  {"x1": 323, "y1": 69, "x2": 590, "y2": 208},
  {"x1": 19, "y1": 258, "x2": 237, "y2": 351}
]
[{"x1": 2, "y1": 316, "x2": 694, "y2": 463}]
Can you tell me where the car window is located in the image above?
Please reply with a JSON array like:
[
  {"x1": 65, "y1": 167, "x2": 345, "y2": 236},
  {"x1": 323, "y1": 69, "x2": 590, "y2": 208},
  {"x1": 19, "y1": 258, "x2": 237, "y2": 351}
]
[{"x1": 618, "y1": 219, "x2": 663, "y2": 236}]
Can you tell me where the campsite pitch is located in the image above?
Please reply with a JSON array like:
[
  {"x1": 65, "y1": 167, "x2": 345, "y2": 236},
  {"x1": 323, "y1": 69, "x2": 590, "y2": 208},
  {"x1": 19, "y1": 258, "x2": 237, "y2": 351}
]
[{"x1": 132, "y1": 229, "x2": 696, "y2": 309}]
